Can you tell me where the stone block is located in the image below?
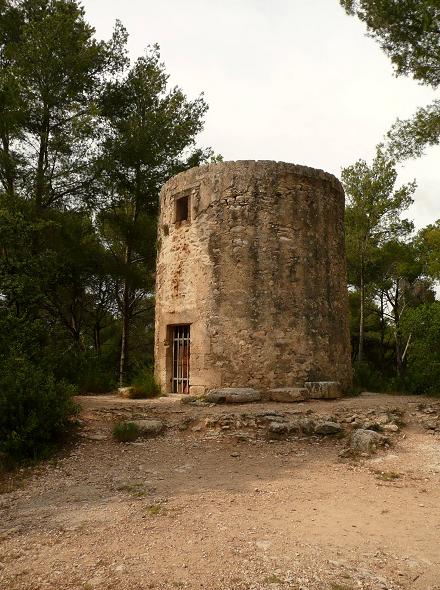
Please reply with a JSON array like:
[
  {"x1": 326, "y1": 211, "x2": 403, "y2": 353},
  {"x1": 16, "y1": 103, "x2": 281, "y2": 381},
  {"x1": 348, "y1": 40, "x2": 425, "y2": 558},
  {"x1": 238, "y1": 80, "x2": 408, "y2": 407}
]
[
  {"x1": 132, "y1": 419, "x2": 165, "y2": 437},
  {"x1": 268, "y1": 387, "x2": 310, "y2": 403},
  {"x1": 204, "y1": 388, "x2": 261, "y2": 404},
  {"x1": 305, "y1": 381, "x2": 342, "y2": 399}
]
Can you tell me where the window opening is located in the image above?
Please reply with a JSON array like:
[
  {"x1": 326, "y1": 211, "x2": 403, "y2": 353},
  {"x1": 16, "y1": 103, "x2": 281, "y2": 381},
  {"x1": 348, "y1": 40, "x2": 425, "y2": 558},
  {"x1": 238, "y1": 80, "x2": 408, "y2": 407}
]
[{"x1": 175, "y1": 195, "x2": 190, "y2": 223}]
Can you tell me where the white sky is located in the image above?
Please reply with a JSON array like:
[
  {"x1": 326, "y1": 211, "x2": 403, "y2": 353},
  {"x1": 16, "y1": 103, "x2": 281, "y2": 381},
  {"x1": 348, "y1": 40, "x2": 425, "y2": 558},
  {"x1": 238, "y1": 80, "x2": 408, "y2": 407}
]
[{"x1": 82, "y1": 0, "x2": 439, "y2": 229}]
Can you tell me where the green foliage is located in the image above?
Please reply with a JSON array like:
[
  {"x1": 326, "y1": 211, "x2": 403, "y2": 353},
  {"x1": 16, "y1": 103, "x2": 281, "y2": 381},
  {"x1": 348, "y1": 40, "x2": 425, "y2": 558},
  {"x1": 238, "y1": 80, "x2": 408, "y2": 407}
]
[
  {"x1": 98, "y1": 44, "x2": 210, "y2": 385},
  {"x1": 342, "y1": 146, "x2": 416, "y2": 363},
  {"x1": 130, "y1": 366, "x2": 161, "y2": 399},
  {"x1": 387, "y1": 100, "x2": 440, "y2": 161},
  {"x1": 0, "y1": 2, "x2": 211, "y2": 422},
  {"x1": 400, "y1": 303, "x2": 440, "y2": 394},
  {"x1": 69, "y1": 352, "x2": 118, "y2": 394},
  {"x1": 340, "y1": 1, "x2": 440, "y2": 87},
  {"x1": 0, "y1": 0, "x2": 127, "y2": 208},
  {"x1": 416, "y1": 220, "x2": 440, "y2": 281},
  {"x1": 342, "y1": 143, "x2": 439, "y2": 390},
  {"x1": 342, "y1": 145, "x2": 415, "y2": 291},
  {"x1": 352, "y1": 360, "x2": 386, "y2": 392},
  {"x1": 342, "y1": 146, "x2": 415, "y2": 251},
  {"x1": 340, "y1": 2, "x2": 440, "y2": 165},
  {"x1": 112, "y1": 421, "x2": 139, "y2": 443},
  {"x1": 0, "y1": 2, "x2": 211, "y2": 464},
  {"x1": 0, "y1": 357, "x2": 77, "y2": 461}
]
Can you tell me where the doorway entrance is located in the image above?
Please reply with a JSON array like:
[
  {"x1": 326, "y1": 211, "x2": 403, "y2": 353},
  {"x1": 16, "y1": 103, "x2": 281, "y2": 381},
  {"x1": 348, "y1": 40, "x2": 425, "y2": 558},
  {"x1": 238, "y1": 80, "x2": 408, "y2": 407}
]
[{"x1": 172, "y1": 325, "x2": 190, "y2": 394}]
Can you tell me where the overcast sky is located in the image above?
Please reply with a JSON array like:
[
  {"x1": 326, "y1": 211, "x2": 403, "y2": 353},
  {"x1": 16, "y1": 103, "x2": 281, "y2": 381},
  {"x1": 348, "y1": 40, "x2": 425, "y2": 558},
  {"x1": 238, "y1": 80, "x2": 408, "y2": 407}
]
[{"x1": 82, "y1": 0, "x2": 439, "y2": 229}]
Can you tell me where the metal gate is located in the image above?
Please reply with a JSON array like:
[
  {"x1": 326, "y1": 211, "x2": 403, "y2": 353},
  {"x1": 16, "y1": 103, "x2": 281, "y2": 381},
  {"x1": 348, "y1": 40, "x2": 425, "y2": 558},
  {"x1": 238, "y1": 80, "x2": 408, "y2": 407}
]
[{"x1": 172, "y1": 325, "x2": 190, "y2": 394}]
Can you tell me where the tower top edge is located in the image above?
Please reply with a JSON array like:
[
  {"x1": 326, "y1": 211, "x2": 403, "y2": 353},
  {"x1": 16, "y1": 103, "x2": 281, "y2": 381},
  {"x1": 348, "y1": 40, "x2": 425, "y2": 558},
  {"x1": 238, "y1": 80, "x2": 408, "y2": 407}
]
[{"x1": 161, "y1": 160, "x2": 344, "y2": 195}]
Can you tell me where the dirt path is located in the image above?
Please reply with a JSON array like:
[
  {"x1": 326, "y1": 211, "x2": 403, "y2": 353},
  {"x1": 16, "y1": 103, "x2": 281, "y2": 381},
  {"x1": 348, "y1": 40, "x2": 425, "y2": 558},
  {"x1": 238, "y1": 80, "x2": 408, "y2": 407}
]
[{"x1": 1, "y1": 394, "x2": 440, "y2": 590}]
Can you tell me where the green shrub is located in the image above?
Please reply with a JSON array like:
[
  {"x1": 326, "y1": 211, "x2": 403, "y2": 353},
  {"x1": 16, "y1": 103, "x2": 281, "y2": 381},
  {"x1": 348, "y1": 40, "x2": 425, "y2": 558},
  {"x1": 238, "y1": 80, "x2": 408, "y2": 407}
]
[
  {"x1": 401, "y1": 303, "x2": 440, "y2": 395},
  {"x1": 130, "y1": 366, "x2": 161, "y2": 399},
  {"x1": 77, "y1": 360, "x2": 117, "y2": 394},
  {"x1": 0, "y1": 357, "x2": 78, "y2": 462},
  {"x1": 113, "y1": 421, "x2": 140, "y2": 442},
  {"x1": 352, "y1": 360, "x2": 385, "y2": 392}
]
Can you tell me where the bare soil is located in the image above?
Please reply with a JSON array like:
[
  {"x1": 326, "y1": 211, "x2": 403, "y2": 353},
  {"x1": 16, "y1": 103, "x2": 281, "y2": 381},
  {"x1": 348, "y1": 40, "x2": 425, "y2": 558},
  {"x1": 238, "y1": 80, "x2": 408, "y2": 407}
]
[{"x1": 1, "y1": 393, "x2": 440, "y2": 590}]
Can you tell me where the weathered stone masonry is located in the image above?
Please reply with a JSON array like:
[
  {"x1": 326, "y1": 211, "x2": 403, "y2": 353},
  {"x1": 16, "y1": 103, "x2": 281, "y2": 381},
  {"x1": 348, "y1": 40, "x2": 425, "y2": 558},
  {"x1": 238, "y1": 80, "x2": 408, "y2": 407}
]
[{"x1": 154, "y1": 160, "x2": 352, "y2": 395}]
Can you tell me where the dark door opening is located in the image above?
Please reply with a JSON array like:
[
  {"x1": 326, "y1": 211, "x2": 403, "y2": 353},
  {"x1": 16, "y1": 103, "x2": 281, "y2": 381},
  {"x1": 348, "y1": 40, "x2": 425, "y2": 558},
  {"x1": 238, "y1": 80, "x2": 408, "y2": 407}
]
[{"x1": 172, "y1": 325, "x2": 190, "y2": 394}]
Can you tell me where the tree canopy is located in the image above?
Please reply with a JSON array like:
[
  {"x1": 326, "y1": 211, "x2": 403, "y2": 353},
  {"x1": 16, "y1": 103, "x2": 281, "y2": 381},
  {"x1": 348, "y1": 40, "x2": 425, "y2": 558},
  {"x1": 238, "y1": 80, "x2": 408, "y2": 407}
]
[
  {"x1": 340, "y1": 1, "x2": 440, "y2": 162},
  {"x1": 0, "y1": 0, "x2": 211, "y2": 462},
  {"x1": 340, "y1": 0, "x2": 440, "y2": 87}
]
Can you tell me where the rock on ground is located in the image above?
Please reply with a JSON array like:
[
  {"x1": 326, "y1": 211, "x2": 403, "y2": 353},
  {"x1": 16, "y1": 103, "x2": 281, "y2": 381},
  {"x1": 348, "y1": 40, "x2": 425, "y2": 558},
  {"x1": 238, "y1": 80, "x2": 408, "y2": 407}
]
[
  {"x1": 132, "y1": 419, "x2": 165, "y2": 437},
  {"x1": 268, "y1": 387, "x2": 310, "y2": 402},
  {"x1": 350, "y1": 428, "x2": 384, "y2": 454},
  {"x1": 204, "y1": 388, "x2": 262, "y2": 404},
  {"x1": 315, "y1": 421, "x2": 343, "y2": 435},
  {"x1": 305, "y1": 381, "x2": 342, "y2": 399}
]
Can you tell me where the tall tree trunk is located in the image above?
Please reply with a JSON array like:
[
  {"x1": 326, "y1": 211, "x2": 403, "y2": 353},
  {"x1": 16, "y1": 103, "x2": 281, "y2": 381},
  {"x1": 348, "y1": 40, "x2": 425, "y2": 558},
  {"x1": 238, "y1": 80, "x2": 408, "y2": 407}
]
[
  {"x1": 379, "y1": 289, "x2": 385, "y2": 372},
  {"x1": 119, "y1": 245, "x2": 131, "y2": 386},
  {"x1": 1, "y1": 134, "x2": 15, "y2": 197},
  {"x1": 35, "y1": 108, "x2": 50, "y2": 211},
  {"x1": 394, "y1": 280, "x2": 403, "y2": 377},
  {"x1": 358, "y1": 261, "x2": 365, "y2": 362},
  {"x1": 395, "y1": 330, "x2": 402, "y2": 377},
  {"x1": 94, "y1": 324, "x2": 101, "y2": 356},
  {"x1": 70, "y1": 313, "x2": 83, "y2": 350},
  {"x1": 119, "y1": 178, "x2": 140, "y2": 387}
]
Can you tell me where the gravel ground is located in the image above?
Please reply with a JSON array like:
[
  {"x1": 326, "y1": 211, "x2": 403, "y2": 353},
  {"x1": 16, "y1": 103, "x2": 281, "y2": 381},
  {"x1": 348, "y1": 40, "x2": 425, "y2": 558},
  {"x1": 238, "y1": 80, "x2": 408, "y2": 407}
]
[{"x1": 1, "y1": 393, "x2": 440, "y2": 590}]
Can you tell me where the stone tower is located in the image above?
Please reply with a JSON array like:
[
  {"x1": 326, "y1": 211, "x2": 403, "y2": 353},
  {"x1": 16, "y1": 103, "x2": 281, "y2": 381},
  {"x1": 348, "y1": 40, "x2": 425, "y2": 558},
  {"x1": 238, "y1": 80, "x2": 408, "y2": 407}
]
[{"x1": 154, "y1": 160, "x2": 352, "y2": 396}]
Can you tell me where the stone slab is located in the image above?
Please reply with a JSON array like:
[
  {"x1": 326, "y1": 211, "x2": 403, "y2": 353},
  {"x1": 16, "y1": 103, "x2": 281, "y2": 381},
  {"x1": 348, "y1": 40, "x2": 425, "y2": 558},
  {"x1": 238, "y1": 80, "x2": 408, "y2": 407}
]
[{"x1": 204, "y1": 388, "x2": 261, "y2": 404}]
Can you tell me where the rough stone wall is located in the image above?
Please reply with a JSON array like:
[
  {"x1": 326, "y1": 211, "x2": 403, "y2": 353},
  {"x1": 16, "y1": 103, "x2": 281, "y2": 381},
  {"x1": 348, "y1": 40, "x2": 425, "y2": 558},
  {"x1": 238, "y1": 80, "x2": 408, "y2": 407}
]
[{"x1": 154, "y1": 160, "x2": 352, "y2": 395}]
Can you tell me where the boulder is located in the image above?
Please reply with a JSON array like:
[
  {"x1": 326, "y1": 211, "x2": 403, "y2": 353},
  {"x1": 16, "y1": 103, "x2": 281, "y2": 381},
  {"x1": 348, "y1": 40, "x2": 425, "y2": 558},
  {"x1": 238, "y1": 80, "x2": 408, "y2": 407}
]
[
  {"x1": 132, "y1": 419, "x2": 165, "y2": 437},
  {"x1": 305, "y1": 381, "x2": 342, "y2": 399},
  {"x1": 204, "y1": 388, "x2": 261, "y2": 404},
  {"x1": 267, "y1": 417, "x2": 317, "y2": 439},
  {"x1": 315, "y1": 421, "x2": 343, "y2": 435},
  {"x1": 267, "y1": 421, "x2": 290, "y2": 438},
  {"x1": 350, "y1": 428, "x2": 383, "y2": 454},
  {"x1": 268, "y1": 387, "x2": 310, "y2": 403}
]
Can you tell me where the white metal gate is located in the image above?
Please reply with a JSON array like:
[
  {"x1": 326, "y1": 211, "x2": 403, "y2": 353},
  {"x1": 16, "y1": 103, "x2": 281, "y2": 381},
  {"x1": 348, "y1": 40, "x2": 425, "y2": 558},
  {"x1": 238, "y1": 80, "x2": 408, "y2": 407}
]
[{"x1": 172, "y1": 325, "x2": 190, "y2": 394}]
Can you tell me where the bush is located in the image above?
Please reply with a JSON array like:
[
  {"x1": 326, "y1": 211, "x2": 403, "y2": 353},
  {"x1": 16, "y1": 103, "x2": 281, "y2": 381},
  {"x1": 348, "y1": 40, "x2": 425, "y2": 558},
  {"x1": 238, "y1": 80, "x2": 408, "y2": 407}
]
[
  {"x1": 0, "y1": 357, "x2": 78, "y2": 462},
  {"x1": 352, "y1": 360, "x2": 386, "y2": 392},
  {"x1": 400, "y1": 303, "x2": 440, "y2": 395},
  {"x1": 77, "y1": 358, "x2": 117, "y2": 394},
  {"x1": 113, "y1": 421, "x2": 140, "y2": 442},
  {"x1": 130, "y1": 367, "x2": 161, "y2": 399}
]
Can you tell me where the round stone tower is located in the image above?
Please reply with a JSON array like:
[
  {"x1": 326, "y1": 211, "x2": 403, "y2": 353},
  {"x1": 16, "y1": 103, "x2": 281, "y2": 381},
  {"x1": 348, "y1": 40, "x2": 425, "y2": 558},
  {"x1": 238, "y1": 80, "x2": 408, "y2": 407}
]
[{"x1": 154, "y1": 160, "x2": 352, "y2": 396}]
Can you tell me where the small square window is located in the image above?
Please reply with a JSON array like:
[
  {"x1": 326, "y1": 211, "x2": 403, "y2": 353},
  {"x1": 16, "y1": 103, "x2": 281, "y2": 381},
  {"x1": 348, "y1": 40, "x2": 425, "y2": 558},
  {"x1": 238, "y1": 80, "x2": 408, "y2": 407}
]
[{"x1": 175, "y1": 195, "x2": 190, "y2": 223}]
